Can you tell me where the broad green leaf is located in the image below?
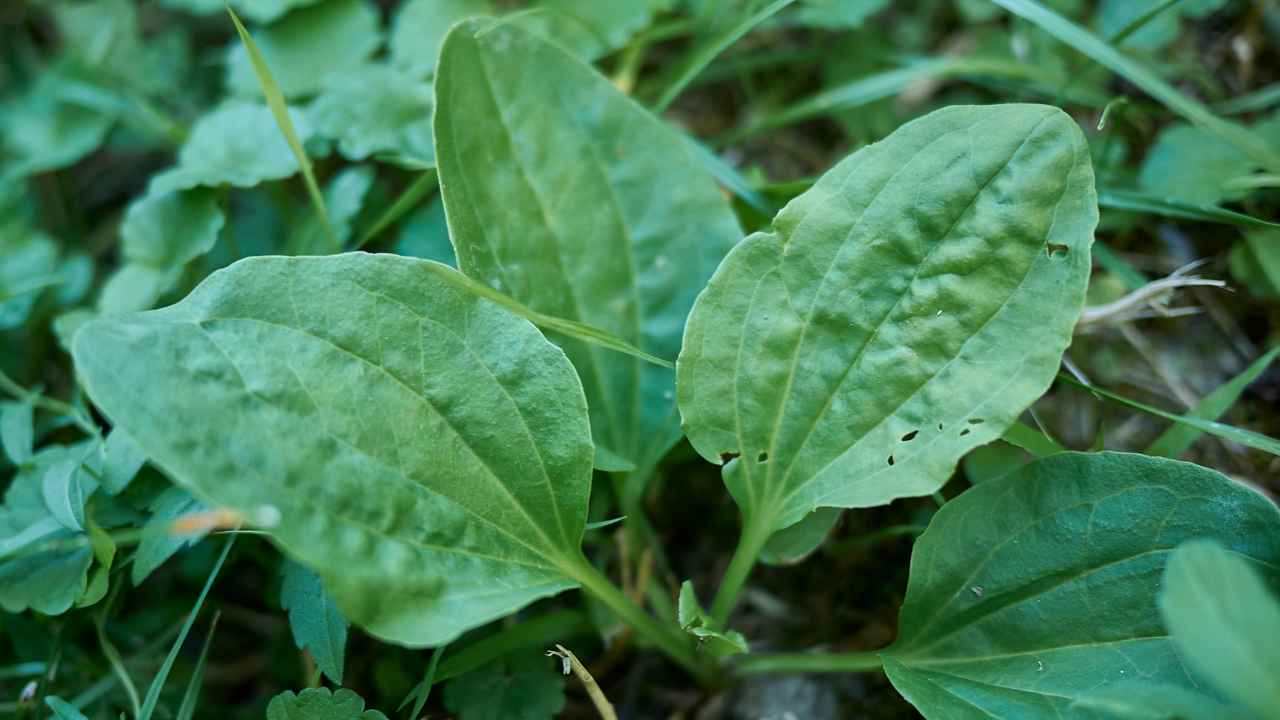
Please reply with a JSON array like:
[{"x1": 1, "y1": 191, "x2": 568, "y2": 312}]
[
  {"x1": 1072, "y1": 683, "x2": 1240, "y2": 720},
  {"x1": 1147, "y1": 346, "x2": 1280, "y2": 459},
  {"x1": 442, "y1": 653, "x2": 566, "y2": 720},
  {"x1": 267, "y1": 688, "x2": 388, "y2": 720},
  {"x1": 77, "y1": 518, "x2": 117, "y2": 608},
  {"x1": 0, "y1": 401, "x2": 34, "y2": 466},
  {"x1": 395, "y1": 194, "x2": 456, "y2": 266},
  {"x1": 1, "y1": 73, "x2": 114, "y2": 178},
  {"x1": 0, "y1": 226, "x2": 60, "y2": 330},
  {"x1": 100, "y1": 188, "x2": 225, "y2": 314},
  {"x1": 436, "y1": 19, "x2": 741, "y2": 476},
  {"x1": 1160, "y1": 540, "x2": 1280, "y2": 718},
  {"x1": 41, "y1": 454, "x2": 97, "y2": 533},
  {"x1": 510, "y1": 2, "x2": 657, "y2": 61},
  {"x1": 1138, "y1": 124, "x2": 1254, "y2": 206},
  {"x1": 281, "y1": 560, "x2": 348, "y2": 684},
  {"x1": 391, "y1": 0, "x2": 493, "y2": 77},
  {"x1": 100, "y1": 427, "x2": 147, "y2": 495},
  {"x1": 759, "y1": 507, "x2": 840, "y2": 565},
  {"x1": 677, "y1": 581, "x2": 749, "y2": 658},
  {"x1": 131, "y1": 487, "x2": 209, "y2": 586},
  {"x1": 0, "y1": 446, "x2": 97, "y2": 614},
  {"x1": 309, "y1": 66, "x2": 435, "y2": 165},
  {"x1": 225, "y1": 0, "x2": 382, "y2": 100},
  {"x1": 287, "y1": 166, "x2": 374, "y2": 255},
  {"x1": 678, "y1": 104, "x2": 1096, "y2": 539},
  {"x1": 151, "y1": 103, "x2": 312, "y2": 194},
  {"x1": 882, "y1": 452, "x2": 1280, "y2": 718},
  {"x1": 73, "y1": 253, "x2": 594, "y2": 646},
  {"x1": 1095, "y1": 0, "x2": 1179, "y2": 49}
]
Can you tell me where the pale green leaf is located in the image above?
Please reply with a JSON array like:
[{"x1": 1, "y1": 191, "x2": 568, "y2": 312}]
[
  {"x1": 510, "y1": 2, "x2": 656, "y2": 61},
  {"x1": 151, "y1": 102, "x2": 312, "y2": 194},
  {"x1": 41, "y1": 456, "x2": 97, "y2": 533},
  {"x1": 436, "y1": 19, "x2": 741, "y2": 475},
  {"x1": 676, "y1": 581, "x2": 749, "y2": 658},
  {"x1": 308, "y1": 65, "x2": 435, "y2": 165},
  {"x1": 267, "y1": 688, "x2": 388, "y2": 720},
  {"x1": 1095, "y1": 0, "x2": 1179, "y2": 49},
  {"x1": 1072, "y1": 683, "x2": 1241, "y2": 720},
  {"x1": 442, "y1": 653, "x2": 566, "y2": 720},
  {"x1": 287, "y1": 166, "x2": 374, "y2": 255},
  {"x1": 73, "y1": 253, "x2": 594, "y2": 646},
  {"x1": 0, "y1": 226, "x2": 60, "y2": 329},
  {"x1": 678, "y1": 104, "x2": 1096, "y2": 539},
  {"x1": 0, "y1": 401, "x2": 34, "y2": 466},
  {"x1": 1161, "y1": 540, "x2": 1280, "y2": 718},
  {"x1": 759, "y1": 507, "x2": 840, "y2": 565},
  {"x1": 1, "y1": 73, "x2": 114, "y2": 178},
  {"x1": 1098, "y1": 188, "x2": 1280, "y2": 229},
  {"x1": 281, "y1": 560, "x2": 348, "y2": 684},
  {"x1": 1138, "y1": 124, "x2": 1255, "y2": 206},
  {"x1": 883, "y1": 452, "x2": 1280, "y2": 718},
  {"x1": 391, "y1": 0, "x2": 493, "y2": 76},
  {"x1": 100, "y1": 427, "x2": 147, "y2": 495},
  {"x1": 131, "y1": 486, "x2": 209, "y2": 586},
  {"x1": 225, "y1": 0, "x2": 382, "y2": 99},
  {"x1": 158, "y1": 0, "x2": 324, "y2": 24}
]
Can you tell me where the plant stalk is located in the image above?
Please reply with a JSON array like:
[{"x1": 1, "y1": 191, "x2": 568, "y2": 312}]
[
  {"x1": 734, "y1": 651, "x2": 884, "y2": 675},
  {"x1": 568, "y1": 556, "x2": 714, "y2": 684},
  {"x1": 709, "y1": 509, "x2": 776, "y2": 627}
]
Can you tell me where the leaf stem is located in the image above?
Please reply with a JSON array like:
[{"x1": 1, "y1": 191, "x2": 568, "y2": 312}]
[
  {"x1": 0, "y1": 368, "x2": 99, "y2": 437},
  {"x1": 734, "y1": 650, "x2": 884, "y2": 675},
  {"x1": 568, "y1": 556, "x2": 714, "y2": 684},
  {"x1": 709, "y1": 509, "x2": 775, "y2": 628}
]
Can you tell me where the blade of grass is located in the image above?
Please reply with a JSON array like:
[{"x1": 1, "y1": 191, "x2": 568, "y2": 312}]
[
  {"x1": 653, "y1": 0, "x2": 796, "y2": 112},
  {"x1": 95, "y1": 612, "x2": 141, "y2": 717},
  {"x1": 1217, "y1": 82, "x2": 1280, "y2": 116},
  {"x1": 226, "y1": 7, "x2": 335, "y2": 250},
  {"x1": 176, "y1": 613, "x2": 220, "y2": 720},
  {"x1": 990, "y1": 0, "x2": 1280, "y2": 172},
  {"x1": 398, "y1": 645, "x2": 445, "y2": 719},
  {"x1": 419, "y1": 263, "x2": 675, "y2": 368},
  {"x1": 138, "y1": 537, "x2": 235, "y2": 720},
  {"x1": 1091, "y1": 240, "x2": 1149, "y2": 291},
  {"x1": 1099, "y1": 188, "x2": 1280, "y2": 229},
  {"x1": 1146, "y1": 347, "x2": 1280, "y2": 458},
  {"x1": 1108, "y1": 0, "x2": 1183, "y2": 46},
  {"x1": 354, "y1": 170, "x2": 439, "y2": 250},
  {"x1": 682, "y1": 135, "x2": 775, "y2": 215},
  {"x1": 1058, "y1": 373, "x2": 1280, "y2": 457}
]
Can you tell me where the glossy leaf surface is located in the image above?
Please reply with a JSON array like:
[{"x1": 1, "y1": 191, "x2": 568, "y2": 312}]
[
  {"x1": 436, "y1": 19, "x2": 740, "y2": 473},
  {"x1": 678, "y1": 104, "x2": 1096, "y2": 534},
  {"x1": 883, "y1": 452, "x2": 1280, "y2": 718},
  {"x1": 73, "y1": 253, "x2": 594, "y2": 646}
]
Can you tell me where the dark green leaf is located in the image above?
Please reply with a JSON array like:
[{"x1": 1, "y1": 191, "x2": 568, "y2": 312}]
[
  {"x1": 267, "y1": 687, "x2": 388, "y2": 720},
  {"x1": 131, "y1": 487, "x2": 209, "y2": 586},
  {"x1": 0, "y1": 401, "x2": 34, "y2": 466},
  {"x1": 281, "y1": 560, "x2": 348, "y2": 684},
  {"x1": 436, "y1": 19, "x2": 741, "y2": 474},
  {"x1": 443, "y1": 653, "x2": 566, "y2": 720},
  {"x1": 883, "y1": 452, "x2": 1280, "y2": 717}
]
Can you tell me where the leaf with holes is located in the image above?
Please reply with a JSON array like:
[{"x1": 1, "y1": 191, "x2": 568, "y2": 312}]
[
  {"x1": 436, "y1": 19, "x2": 740, "y2": 480},
  {"x1": 72, "y1": 253, "x2": 595, "y2": 647},
  {"x1": 882, "y1": 452, "x2": 1280, "y2": 718},
  {"x1": 677, "y1": 104, "x2": 1096, "y2": 543}
]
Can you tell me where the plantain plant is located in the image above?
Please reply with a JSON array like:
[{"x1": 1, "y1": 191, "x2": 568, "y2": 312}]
[{"x1": 5, "y1": 2, "x2": 1280, "y2": 719}]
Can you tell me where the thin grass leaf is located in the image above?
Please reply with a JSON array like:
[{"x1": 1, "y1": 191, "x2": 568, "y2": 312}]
[
  {"x1": 1099, "y1": 188, "x2": 1280, "y2": 229},
  {"x1": 1059, "y1": 374, "x2": 1280, "y2": 457},
  {"x1": 354, "y1": 170, "x2": 438, "y2": 250},
  {"x1": 399, "y1": 645, "x2": 444, "y2": 720},
  {"x1": 1147, "y1": 347, "x2": 1280, "y2": 458},
  {"x1": 226, "y1": 7, "x2": 334, "y2": 250},
  {"x1": 138, "y1": 537, "x2": 234, "y2": 720},
  {"x1": 418, "y1": 263, "x2": 674, "y2": 369},
  {"x1": 682, "y1": 135, "x2": 774, "y2": 215},
  {"x1": 1107, "y1": 0, "x2": 1182, "y2": 45},
  {"x1": 653, "y1": 0, "x2": 796, "y2": 112},
  {"x1": 1091, "y1": 240, "x2": 1149, "y2": 291},
  {"x1": 95, "y1": 613, "x2": 141, "y2": 717},
  {"x1": 991, "y1": 0, "x2": 1280, "y2": 172},
  {"x1": 176, "y1": 613, "x2": 220, "y2": 720},
  {"x1": 1217, "y1": 82, "x2": 1280, "y2": 116}
]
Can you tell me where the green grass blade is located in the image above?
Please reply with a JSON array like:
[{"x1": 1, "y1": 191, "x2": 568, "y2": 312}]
[
  {"x1": 355, "y1": 170, "x2": 438, "y2": 250},
  {"x1": 653, "y1": 0, "x2": 796, "y2": 112},
  {"x1": 1059, "y1": 374, "x2": 1280, "y2": 457},
  {"x1": 1098, "y1": 188, "x2": 1280, "y2": 229},
  {"x1": 95, "y1": 615, "x2": 141, "y2": 717},
  {"x1": 138, "y1": 537, "x2": 235, "y2": 720},
  {"x1": 419, "y1": 263, "x2": 675, "y2": 368},
  {"x1": 1107, "y1": 0, "x2": 1182, "y2": 45},
  {"x1": 1217, "y1": 82, "x2": 1280, "y2": 116},
  {"x1": 682, "y1": 134, "x2": 774, "y2": 215},
  {"x1": 226, "y1": 7, "x2": 335, "y2": 250},
  {"x1": 400, "y1": 645, "x2": 444, "y2": 719},
  {"x1": 1002, "y1": 421, "x2": 1066, "y2": 457},
  {"x1": 176, "y1": 613, "x2": 220, "y2": 720},
  {"x1": 1146, "y1": 347, "x2": 1280, "y2": 458},
  {"x1": 990, "y1": 0, "x2": 1280, "y2": 172}
]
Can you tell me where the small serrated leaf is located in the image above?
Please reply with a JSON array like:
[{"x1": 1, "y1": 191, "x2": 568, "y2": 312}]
[{"x1": 280, "y1": 560, "x2": 348, "y2": 684}]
